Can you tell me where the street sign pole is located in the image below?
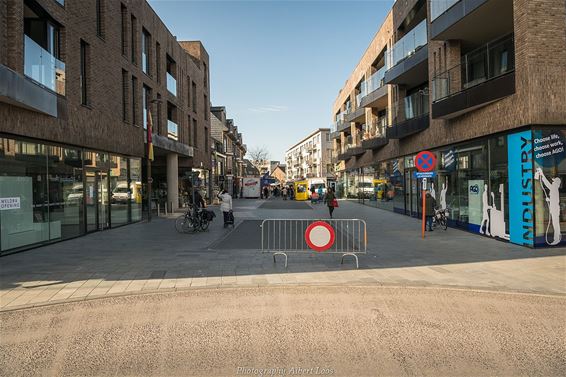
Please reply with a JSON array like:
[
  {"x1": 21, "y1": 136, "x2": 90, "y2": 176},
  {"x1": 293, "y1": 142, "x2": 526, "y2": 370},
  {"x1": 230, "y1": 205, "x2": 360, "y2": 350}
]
[{"x1": 422, "y1": 178, "x2": 427, "y2": 239}]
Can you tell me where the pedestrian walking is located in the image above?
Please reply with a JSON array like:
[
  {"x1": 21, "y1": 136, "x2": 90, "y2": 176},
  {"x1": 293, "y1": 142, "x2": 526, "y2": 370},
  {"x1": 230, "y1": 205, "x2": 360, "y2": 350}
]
[
  {"x1": 282, "y1": 186, "x2": 288, "y2": 200},
  {"x1": 218, "y1": 189, "x2": 233, "y2": 228},
  {"x1": 420, "y1": 189, "x2": 436, "y2": 231},
  {"x1": 317, "y1": 185, "x2": 324, "y2": 204},
  {"x1": 263, "y1": 186, "x2": 269, "y2": 200},
  {"x1": 325, "y1": 187, "x2": 338, "y2": 218}
]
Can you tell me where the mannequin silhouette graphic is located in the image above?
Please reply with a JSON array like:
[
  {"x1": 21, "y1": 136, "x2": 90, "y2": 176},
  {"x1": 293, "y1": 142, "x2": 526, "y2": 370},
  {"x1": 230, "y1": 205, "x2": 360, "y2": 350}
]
[{"x1": 535, "y1": 168, "x2": 562, "y2": 245}]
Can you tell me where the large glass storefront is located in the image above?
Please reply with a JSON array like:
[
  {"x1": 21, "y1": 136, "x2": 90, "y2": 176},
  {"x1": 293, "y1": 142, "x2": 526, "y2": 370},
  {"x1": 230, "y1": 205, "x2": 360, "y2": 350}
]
[
  {"x1": 0, "y1": 136, "x2": 143, "y2": 255},
  {"x1": 339, "y1": 127, "x2": 566, "y2": 248}
]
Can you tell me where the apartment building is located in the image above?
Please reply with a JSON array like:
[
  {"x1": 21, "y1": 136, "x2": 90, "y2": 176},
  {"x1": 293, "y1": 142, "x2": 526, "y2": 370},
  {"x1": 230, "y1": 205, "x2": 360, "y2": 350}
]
[
  {"x1": 0, "y1": 0, "x2": 212, "y2": 254},
  {"x1": 332, "y1": 0, "x2": 566, "y2": 248},
  {"x1": 285, "y1": 128, "x2": 333, "y2": 181}
]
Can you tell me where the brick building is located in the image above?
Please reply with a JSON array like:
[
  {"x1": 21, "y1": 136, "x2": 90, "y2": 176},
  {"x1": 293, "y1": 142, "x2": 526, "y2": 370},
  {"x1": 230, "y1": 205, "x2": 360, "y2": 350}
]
[
  {"x1": 0, "y1": 0, "x2": 212, "y2": 254},
  {"x1": 210, "y1": 107, "x2": 247, "y2": 198},
  {"x1": 332, "y1": 0, "x2": 566, "y2": 247}
]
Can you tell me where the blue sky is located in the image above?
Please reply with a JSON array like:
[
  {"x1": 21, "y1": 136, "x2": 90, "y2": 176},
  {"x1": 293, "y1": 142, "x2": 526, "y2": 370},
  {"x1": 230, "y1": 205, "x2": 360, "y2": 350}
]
[{"x1": 148, "y1": 0, "x2": 394, "y2": 162}]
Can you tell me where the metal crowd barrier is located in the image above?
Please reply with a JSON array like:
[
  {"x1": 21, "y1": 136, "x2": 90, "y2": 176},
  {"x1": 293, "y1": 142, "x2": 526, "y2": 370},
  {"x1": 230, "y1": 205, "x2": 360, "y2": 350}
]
[{"x1": 260, "y1": 219, "x2": 367, "y2": 268}]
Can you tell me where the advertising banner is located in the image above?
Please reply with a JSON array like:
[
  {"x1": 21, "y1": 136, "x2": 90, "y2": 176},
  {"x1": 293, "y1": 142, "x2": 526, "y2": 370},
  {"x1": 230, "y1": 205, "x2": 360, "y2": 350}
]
[
  {"x1": 533, "y1": 130, "x2": 565, "y2": 246},
  {"x1": 507, "y1": 130, "x2": 534, "y2": 246},
  {"x1": 468, "y1": 180, "x2": 484, "y2": 230}
]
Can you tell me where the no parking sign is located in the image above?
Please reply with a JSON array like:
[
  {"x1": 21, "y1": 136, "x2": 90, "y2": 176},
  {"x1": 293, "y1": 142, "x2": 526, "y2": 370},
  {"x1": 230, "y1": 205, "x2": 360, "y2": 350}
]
[
  {"x1": 415, "y1": 151, "x2": 437, "y2": 172},
  {"x1": 305, "y1": 221, "x2": 335, "y2": 252}
]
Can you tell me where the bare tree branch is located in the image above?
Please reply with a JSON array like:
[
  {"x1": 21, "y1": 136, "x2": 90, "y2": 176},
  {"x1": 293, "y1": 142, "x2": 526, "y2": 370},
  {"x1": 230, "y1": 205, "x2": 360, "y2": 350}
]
[{"x1": 247, "y1": 146, "x2": 270, "y2": 171}]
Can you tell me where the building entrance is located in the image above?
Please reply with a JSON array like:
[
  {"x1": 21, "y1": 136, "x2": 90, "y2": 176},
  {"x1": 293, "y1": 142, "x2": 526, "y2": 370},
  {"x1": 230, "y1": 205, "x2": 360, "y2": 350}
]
[{"x1": 85, "y1": 169, "x2": 109, "y2": 232}]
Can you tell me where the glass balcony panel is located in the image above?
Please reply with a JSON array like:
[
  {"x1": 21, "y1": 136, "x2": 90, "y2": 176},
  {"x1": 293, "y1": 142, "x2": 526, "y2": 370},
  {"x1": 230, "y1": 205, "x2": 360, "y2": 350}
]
[
  {"x1": 167, "y1": 120, "x2": 178, "y2": 140},
  {"x1": 24, "y1": 35, "x2": 65, "y2": 95},
  {"x1": 387, "y1": 20, "x2": 427, "y2": 69},
  {"x1": 166, "y1": 72, "x2": 176, "y2": 96},
  {"x1": 430, "y1": 0, "x2": 461, "y2": 21}
]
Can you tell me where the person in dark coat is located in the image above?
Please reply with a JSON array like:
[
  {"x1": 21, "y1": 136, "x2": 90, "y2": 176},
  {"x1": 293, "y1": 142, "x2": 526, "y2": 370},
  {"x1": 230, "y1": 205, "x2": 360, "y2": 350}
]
[
  {"x1": 420, "y1": 190, "x2": 436, "y2": 231},
  {"x1": 325, "y1": 188, "x2": 337, "y2": 219}
]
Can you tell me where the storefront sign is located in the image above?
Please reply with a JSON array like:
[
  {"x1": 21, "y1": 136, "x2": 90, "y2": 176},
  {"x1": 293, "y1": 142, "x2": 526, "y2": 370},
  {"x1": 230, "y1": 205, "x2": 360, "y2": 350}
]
[
  {"x1": 508, "y1": 130, "x2": 534, "y2": 246},
  {"x1": 443, "y1": 149, "x2": 456, "y2": 172},
  {"x1": 0, "y1": 197, "x2": 20, "y2": 210}
]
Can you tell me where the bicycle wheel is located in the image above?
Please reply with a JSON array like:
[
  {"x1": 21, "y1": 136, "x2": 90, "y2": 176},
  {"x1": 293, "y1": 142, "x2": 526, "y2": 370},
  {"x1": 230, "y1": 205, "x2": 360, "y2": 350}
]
[
  {"x1": 199, "y1": 218, "x2": 210, "y2": 231},
  {"x1": 175, "y1": 215, "x2": 188, "y2": 233},
  {"x1": 440, "y1": 217, "x2": 448, "y2": 230}
]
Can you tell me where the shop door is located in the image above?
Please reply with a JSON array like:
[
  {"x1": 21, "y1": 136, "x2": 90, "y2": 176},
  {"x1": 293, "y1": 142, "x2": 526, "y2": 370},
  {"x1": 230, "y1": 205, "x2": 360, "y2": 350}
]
[
  {"x1": 85, "y1": 170, "x2": 109, "y2": 232},
  {"x1": 405, "y1": 169, "x2": 420, "y2": 217}
]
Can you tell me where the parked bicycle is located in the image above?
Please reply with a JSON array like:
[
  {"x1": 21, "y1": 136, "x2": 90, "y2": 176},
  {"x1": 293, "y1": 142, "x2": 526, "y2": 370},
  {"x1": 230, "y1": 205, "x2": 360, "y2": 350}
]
[
  {"x1": 432, "y1": 207, "x2": 449, "y2": 230},
  {"x1": 175, "y1": 205, "x2": 212, "y2": 233}
]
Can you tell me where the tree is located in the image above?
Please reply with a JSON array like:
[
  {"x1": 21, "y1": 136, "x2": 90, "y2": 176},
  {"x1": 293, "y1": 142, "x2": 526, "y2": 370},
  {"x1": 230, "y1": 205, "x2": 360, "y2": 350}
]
[{"x1": 247, "y1": 146, "x2": 270, "y2": 173}]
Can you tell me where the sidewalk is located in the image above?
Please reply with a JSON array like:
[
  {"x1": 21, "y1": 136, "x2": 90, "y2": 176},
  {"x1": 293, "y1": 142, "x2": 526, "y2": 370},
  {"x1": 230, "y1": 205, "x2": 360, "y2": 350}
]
[{"x1": 1, "y1": 199, "x2": 564, "y2": 311}]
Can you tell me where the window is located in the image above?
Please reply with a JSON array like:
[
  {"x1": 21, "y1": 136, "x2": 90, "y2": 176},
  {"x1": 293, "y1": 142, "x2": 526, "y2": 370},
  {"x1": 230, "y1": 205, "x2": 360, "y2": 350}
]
[
  {"x1": 156, "y1": 93, "x2": 162, "y2": 134},
  {"x1": 205, "y1": 127, "x2": 209, "y2": 152},
  {"x1": 131, "y1": 76, "x2": 137, "y2": 125},
  {"x1": 122, "y1": 70, "x2": 128, "y2": 122},
  {"x1": 187, "y1": 75, "x2": 191, "y2": 108},
  {"x1": 155, "y1": 42, "x2": 161, "y2": 83},
  {"x1": 187, "y1": 115, "x2": 192, "y2": 145},
  {"x1": 191, "y1": 81, "x2": 197, "y2": 110},
  {"x1": 80, "y1": 40, "x2": 89, "y2": 105},
  {"x1": 141, "y1": 29, "x2": 150, "y2": 75},
  {"x1": 120, "y1": 4, "x2": 127, "y2": 55},
  {"x1": 203, "y1": 62, "x2": 208, "y2": 87},
  {"x1": 142, "y1": 85, "x2": 151, "y2": 129},
  {"x1": 96, "y1": 0, "x2": 104, "y2": 38},
  {"x1": 204, "y1": 94, "x2": 208, "y2": 120},
  {"x1": 130, "y1": 15, "x2": 137, "y2": 64},
  {"x1": 193, "y1": 118, "x2": 197, "y2": 147}
]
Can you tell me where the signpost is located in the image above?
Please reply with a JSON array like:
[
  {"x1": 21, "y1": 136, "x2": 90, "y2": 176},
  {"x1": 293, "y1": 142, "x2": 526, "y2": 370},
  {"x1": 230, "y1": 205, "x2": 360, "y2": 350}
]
[{"x1": 415, "y1": 151, "x2": 437, "y2": 239}]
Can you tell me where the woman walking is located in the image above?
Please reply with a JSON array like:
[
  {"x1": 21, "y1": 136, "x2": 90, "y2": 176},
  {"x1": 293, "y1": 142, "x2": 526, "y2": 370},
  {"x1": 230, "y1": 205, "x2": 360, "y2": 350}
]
[
  {"x1": 218, "y1": 189, "x2": 233, "y2": 228},
  {"x1": 325, "y1": 187, "x2": 338, "y2": 219}
]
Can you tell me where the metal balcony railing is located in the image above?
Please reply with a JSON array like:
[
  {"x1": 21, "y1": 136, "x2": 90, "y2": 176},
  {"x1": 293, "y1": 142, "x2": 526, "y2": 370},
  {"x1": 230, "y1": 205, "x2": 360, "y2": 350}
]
[
  {"x1": 391, "y1": 90, "x2": 430, "y2": 125},
  {"x1": 432, "y1": 34, "x2": 515, "y2": 102}
]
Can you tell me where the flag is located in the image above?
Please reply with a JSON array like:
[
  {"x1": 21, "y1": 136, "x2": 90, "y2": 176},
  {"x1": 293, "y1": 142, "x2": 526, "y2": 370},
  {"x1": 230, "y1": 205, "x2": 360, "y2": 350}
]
[{"x1": 147, "y1": 108, "x2": 154, "y2": 161}]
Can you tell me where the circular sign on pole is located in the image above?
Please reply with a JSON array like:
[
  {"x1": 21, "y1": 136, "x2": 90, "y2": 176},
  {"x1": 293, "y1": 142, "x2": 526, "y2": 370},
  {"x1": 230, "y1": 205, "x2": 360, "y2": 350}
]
[
  {"x1": 305, "y1": 221, "x2": 335, "y2": 252},
  {"x1": 415, "y1": 151, "x2": 437, "y2": 172}
]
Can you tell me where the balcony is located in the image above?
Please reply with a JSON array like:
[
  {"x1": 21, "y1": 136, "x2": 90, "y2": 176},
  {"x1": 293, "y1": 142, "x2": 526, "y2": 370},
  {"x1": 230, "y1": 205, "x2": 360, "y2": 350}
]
[
  {"x1": 362, "y1": 117, "x2": 389, "y2": 150},
  {"x1": 347, "y1": 143, "x2": 365, "y2": 157},
  {"x1": 333, "y1": 111, "x2": 349, "y2": 132},
  {"x1": 360, "y1": 66, "x2": 387, "y2": 108},
  {"x1": 384, "y1": 20, "x2": 428, "y2": 86},
  {"x1": 345, "y1": 106, "x2": 365, "y2": 123},
  {"x1": 430, "y1": 0, "x2": 512, "y2": 41},
  {"x1": 386, "y1": 91, "x2": 430, "y2": 139},
  {"x1": 431, "y1": 34, "x2": 515, "y2": 119},
  {"x1": 166, "y1": 72, "x2": 176, "y2": 96},
  {"x1": 337, "y1": 149, "x2": 352, "y2": 161},
  {"x1": 167, "y1": 120, "x2": 178, "y2": 140},
  {"x1": 24, "y1": 35, "x2": 65, "y2": 95}
]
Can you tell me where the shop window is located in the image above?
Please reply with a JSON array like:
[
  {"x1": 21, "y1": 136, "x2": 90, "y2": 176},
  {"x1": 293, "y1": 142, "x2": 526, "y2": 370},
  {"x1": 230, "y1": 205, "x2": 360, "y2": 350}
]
[
  {"x1": 130, "y1": 158, "x2": 142, "y2": 222},
  {"x1": 110, "y1": 156, "x2": 130, "y2": 227},
  {"x1": 48, "y1": 146, "x2": 84, "y2": 239},
  {"x1": 0, "y1": 139, "x2": 50, "y2": 253}
]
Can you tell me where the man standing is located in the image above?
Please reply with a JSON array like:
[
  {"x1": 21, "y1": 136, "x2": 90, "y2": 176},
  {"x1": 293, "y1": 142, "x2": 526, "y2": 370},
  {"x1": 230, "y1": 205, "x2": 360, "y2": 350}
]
[{"x1": 420, "y1": 189, "x2": 436, "y2": 231}]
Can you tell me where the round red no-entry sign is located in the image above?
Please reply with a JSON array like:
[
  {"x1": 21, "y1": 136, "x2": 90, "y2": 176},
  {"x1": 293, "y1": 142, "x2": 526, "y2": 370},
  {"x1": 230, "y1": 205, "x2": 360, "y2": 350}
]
[
  {"x1": 415, "y1": 151, "x2": 437, "y2": 172},
  {"x1": 305, "y1": 221, "x2": 335, "y2": 252}
]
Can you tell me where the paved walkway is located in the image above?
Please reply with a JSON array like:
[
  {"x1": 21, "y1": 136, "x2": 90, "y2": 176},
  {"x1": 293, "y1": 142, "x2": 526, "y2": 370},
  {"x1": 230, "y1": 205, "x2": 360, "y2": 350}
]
[
  {"x1": 2, "y1": 286, "x2": 564, "y2": 377},
  {"x1": 1, "y1": 199, "x2": 565, "y2": 311}
]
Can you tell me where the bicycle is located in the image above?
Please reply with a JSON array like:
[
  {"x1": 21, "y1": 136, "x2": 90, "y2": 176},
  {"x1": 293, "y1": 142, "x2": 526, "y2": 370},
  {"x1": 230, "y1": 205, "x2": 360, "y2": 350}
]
[
  {"x1": 432, "y1": 207, "x2": 449, "y2": 230},
  {"x1": 175, "y1": 205, "x2": 209, "y2": 233}
]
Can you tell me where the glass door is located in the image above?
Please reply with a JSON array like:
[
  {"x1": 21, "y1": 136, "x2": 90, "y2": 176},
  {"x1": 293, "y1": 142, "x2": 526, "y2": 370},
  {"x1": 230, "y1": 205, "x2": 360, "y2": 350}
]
[{"x1": 85, "y1": 170, "x2": 109, "y2": 232}]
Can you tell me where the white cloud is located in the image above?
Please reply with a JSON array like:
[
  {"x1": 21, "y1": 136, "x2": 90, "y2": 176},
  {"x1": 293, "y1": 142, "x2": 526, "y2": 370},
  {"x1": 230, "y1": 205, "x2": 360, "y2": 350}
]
[{"x1": 248, "y1": 105, "x2": 288, "y2": 113}]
